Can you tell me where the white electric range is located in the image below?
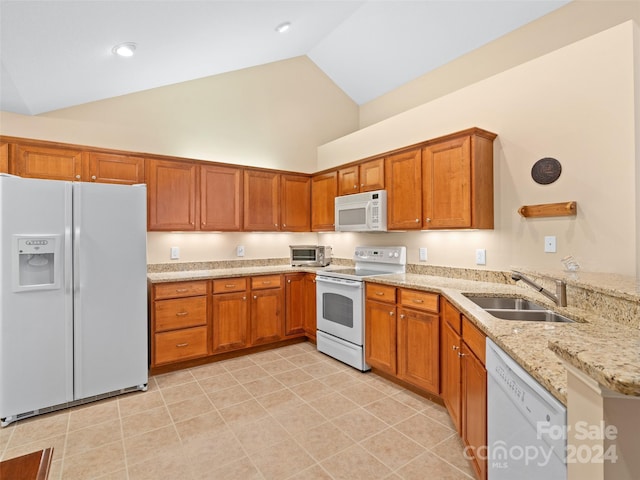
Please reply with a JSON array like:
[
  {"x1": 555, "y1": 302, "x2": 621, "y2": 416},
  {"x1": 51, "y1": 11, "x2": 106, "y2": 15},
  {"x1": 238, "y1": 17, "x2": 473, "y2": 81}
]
[{"x1": 315, "y1": 246, "x2": 406, "y2": 371}]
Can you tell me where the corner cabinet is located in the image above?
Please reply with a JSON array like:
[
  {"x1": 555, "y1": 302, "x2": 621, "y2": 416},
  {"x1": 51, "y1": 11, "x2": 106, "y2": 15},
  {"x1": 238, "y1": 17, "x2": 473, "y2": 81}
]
[
  {"x1": 422, "y1": 129, "x2": 496, "y2": 229},
  {"x1": 441, "y1": 299, "x2": 487, "y2": 480}
]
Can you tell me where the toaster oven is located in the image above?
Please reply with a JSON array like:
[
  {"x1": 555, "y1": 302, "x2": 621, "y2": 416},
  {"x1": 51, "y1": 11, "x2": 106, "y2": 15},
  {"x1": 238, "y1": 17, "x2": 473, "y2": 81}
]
[{"x1": 289, "y1": 245, "x2": 332, "y2": 267}]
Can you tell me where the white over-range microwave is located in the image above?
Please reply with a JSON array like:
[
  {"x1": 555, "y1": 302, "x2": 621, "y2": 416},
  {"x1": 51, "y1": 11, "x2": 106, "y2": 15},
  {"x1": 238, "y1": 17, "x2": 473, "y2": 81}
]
[{"x1": 334, "y1": 189, "x2": 387, "y2": 232}]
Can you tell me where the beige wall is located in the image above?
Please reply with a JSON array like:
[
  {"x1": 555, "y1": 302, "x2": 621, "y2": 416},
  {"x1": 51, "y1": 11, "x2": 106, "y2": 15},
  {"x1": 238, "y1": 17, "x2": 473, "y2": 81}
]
[
  {"x1": 318, "y1": 21, "x2": 638, "y2": 276},
  {"x1": 360, "y1": 0, "x2": 640, "y2": 128},
  {"x1": 1, "y1": 56, "x2": 359, "y2": 173}
]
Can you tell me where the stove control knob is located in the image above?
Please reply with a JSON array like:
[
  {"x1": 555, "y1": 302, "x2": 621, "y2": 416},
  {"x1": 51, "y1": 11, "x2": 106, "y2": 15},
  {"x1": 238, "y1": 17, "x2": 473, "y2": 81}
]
[{"x1": 393, "y1": 251, "x2": 399, "y2": 258}]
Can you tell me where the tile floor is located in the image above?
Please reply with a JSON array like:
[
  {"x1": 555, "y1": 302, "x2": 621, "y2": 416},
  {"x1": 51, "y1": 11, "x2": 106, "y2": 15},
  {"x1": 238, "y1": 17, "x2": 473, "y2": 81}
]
[{"x1": 0, "y1": 342, "x2": 475, "y2": 479}]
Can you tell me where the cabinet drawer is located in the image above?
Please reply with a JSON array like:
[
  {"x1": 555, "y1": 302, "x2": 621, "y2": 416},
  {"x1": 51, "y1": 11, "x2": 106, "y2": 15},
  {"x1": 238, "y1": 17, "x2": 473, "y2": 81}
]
[
  {"x1": 366, "y1": 283, "x2": 396, "y2": 304},
  {"x1": 154, "y1": 296, "x2": 207, "y2": 331},
  {"x1": 399, "y1": 289, "x2": 439, "y2": 312},
  {"x1": 154, "y1": 326, "x2": 208, "y2": 365},
  {"x1": 442, "y1": 299, "x2": 462, "y2": 334},
  {"x1": 213, "y1": 277, "x2": 247, "y2": 294},
  {"x1": 251, "y1": 275, "x2": 282, "y2": 290},
  {"x1": 154, "y1": 281, "x2": 208, "y2": 300},
  {"x1": 462, "y1": 316, "x2": 486, "y2": 364}
]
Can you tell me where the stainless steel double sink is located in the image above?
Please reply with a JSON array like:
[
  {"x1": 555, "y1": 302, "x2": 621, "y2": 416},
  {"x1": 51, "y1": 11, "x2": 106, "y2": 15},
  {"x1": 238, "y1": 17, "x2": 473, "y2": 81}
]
[{"x1": 463, "y1": 295, "x2": 575, "y2": 323}]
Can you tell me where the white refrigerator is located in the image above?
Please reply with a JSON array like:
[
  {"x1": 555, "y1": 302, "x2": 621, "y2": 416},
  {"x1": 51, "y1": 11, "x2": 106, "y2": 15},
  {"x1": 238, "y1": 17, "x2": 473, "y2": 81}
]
[{"x1": 0, "y1": 174, "x2": 148, "y2": 426}]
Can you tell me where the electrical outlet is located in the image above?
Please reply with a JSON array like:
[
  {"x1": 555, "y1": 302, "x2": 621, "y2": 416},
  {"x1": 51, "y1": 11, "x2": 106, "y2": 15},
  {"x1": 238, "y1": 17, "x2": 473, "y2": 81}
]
[
  {"x1": 544, "y1": 236, "x2": 557, "y2": 253},
  {"x1": 170, "y1": 246, "x2": 180, "y2": 260},
  {"x1": 419, "y1": 247, "x2": 427, "y2": 261},
  {"x1": 475, "y1": 248, "x2": 486, "y2": 265},
  {"x1": 236, "y1": 245, "x2": 245, "y2": 257}
]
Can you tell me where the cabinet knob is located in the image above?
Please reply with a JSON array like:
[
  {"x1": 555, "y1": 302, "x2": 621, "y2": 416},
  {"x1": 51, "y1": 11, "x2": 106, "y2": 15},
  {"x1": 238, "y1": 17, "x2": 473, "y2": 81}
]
[
  {"x1": 353, "y1": 185, "x2": 358, "y2": 189},
  {"x1": 91, "y1": 175, "x2": 96, "y2": 181},
  {"x1": 360, "y1": 184, "x2": 364, "y2": 187},
  {"x1": 400, "y1": 314, "x2": 405, "y2": 319},
  {"x1": 452, "y1": 345, "x2": 459, "y2": 351},
  {"x1": 389, "y1": 311, "x2": 394, "y2": 316},
  {"x1": 287, "y1": 279, "x2": 291, "y2": 283},
  {"x1": 426, "y1": 218, "x2": 431, "y2": 223},
  {"x1": 242, "y1": 296, "x2": 246, "y2": 301},
  {"x1": 458, "y1": 352, "x2": 466, "y2": 358},
  {"x1": 75, "y1": 174, "x2": 81, "y2": 180},
  {"x1": 283, "y1": 224, "x2": 287, "y2": 227},
  {"x1": 275, "y1": 223, "x2": 278, "y2": 227},
  {"x1": 415, "y1": 218, "x2": 419, "y2": 223},
  {"x1": 253, "y1": 295, "x2": 257, "y2": 300}
]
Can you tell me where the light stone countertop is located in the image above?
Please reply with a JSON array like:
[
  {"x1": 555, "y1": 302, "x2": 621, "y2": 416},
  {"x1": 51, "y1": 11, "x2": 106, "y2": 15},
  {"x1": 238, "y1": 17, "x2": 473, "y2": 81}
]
[{"x1": 148, "y1": 266, "x2": 640, "y2": 405}]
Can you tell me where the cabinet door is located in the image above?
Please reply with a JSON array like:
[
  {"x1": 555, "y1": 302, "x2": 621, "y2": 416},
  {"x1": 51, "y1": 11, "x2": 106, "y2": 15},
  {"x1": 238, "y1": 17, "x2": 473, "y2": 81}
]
[
  {"x1": 201, "y1": 165, "x2": 243, "y2": 231},
  {"x1": 462, "y1": 345, "x2": 487, "y2": 480},
  {"x1": 303, "y1": 273, "x2": 317, "y2": 339},
  {"x1": 285, "y1": 273, "x2": 305, "y2": 336},
  {"x1": 423, "y1": 136, "x2": 471, "y2": 228},
  {"x1": 87, "y1": 152, "x2": 145, "y2": 184},
  {"x1": 147, "y1": 159, "x2": 198, "y2": 231},
  {"x1": 250, "y1": 288, "x2": 283, "y2": 345},
  {"x1": 397, "y1": 307, "x2": 439, "y2": 394},
  {"x1": 359, "y1": 158, "x2": 384, "y2": 192},
  {"x1": 365, "y1": 300, "x2": 397, "y2": 374},
  {"x1": 385, "y1": 149, "x2": 422, "y2": 230},
  {"x1": 212, "y1": 291, "x2": 249, "y2": 353},
  {"x1": 281, "y1": 174, "x2": 310, "y2": 232},
  {"x1": 244, "y1": 170, "x2": 279, "y2": 231},
  {"x1": 311, "y1": 171, "x2": 337, "y2": 231},
  {"x1": 338, "y1": 165, "x2": 359, "y2": 196},
  {"x1": 11, "y1": 144, "x2": 83, "y2": 181},
  {"x1": 441, "y1": 321, "x2": 462, "y2": 434},
  {"x1": 0, "y1": 142, "x2": 8, "y2": 173}
]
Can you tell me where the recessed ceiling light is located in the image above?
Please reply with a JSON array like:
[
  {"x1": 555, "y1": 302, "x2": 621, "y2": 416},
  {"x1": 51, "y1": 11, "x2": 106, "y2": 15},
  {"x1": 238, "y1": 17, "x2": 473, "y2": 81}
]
[
  {"x1": 112, "y1": 42, "x2": 137, "y2": 57},
  {"x1": 275, "y1": 22, "x2": 291, "y2": 33}
]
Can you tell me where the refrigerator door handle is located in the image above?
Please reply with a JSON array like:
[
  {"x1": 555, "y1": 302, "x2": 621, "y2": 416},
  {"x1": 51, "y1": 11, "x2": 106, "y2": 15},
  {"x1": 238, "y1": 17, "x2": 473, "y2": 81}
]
[{"x1": 64, "y1": 182, "x2": 74, "y2": 401}]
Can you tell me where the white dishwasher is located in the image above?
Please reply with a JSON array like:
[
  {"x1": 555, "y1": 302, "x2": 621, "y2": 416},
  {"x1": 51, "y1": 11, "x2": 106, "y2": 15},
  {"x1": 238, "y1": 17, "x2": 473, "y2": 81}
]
[{"x1": 486, "y1": 338, "x2": 567, "y2": 480}]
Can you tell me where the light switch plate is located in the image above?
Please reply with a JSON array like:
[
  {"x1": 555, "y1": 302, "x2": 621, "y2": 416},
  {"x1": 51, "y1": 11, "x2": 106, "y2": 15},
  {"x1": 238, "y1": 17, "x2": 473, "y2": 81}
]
[
  {"x1": 170, "y1": 246, "x2": 180, "y2": 260},
  {"x1": 475, "y1": 248, "x2": 486, "y2": 265},
  {"x1": 237, "y1": 245, "x2": 245, "y2": 257},
  {"x1": 544, "y1": 236, "x2": 557, "y2": 253},
  {"x1": 419, "y1": 247, "x2": 427, "y2": 261}
]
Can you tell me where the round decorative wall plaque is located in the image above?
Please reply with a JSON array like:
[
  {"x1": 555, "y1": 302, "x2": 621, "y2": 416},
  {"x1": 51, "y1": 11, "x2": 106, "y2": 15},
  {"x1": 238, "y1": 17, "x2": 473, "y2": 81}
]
[{"x1": 531, "y1": 157, "x2": 562, "y2": 185}]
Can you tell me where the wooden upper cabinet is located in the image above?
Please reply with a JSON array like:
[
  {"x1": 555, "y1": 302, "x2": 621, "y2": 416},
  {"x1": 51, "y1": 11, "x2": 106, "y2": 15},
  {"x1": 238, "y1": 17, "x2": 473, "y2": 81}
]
[
  {"x1": 147, "y1": 158, "x2": 198, "y2": 231},
  {"x1": 11, "y1": 144, "x2": 83, "y2": 181},
  {"x1": 385, "y1": 148, "x2": 422, "y2": 230},
  {"x1": 201, "y1": 165, "x2": 243, "y2": 231},
  {"x1": 243, "y1": 170, "x2": 280, "y2": 231},
  {"x1": 86, "y1": 152, "x2": 145, "y2": 184},
  {"x1": 422, "y1": 130, "x2": 496, "y2": 229},
  {"x1": 338, "y1": 158, "x2": 384, "y2": 196},
  {"x1": 311, "y1": 171, "x2": 337, "y2": 231},
  {"x1": 280, "y1": 174, "x2": 310, "y2": 232},
  {"x1": 0, "y1": 143, "x2": 8, "y2": 173}
]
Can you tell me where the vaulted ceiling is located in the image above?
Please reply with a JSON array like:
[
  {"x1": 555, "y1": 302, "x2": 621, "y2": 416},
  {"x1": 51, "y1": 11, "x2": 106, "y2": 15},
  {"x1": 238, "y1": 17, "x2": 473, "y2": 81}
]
[{"x1": 0, "y1": 0, "x2": 569, "y2": 116}]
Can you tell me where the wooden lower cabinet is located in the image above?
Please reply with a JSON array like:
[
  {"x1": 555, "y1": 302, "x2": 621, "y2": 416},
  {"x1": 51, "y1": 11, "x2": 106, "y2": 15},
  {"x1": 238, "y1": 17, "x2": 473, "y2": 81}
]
[
  {"x1": 150, "y1": 280, "x2": 210, "y2": 368},
  {"x1": 250, "y1": 275, "x2": 284, "y2": 345},
  {"x1": 302, "y1": 273, "x2": 317, "y2": 340},
  {"x1": 397, "y1": 306, "x2": 439, "y2": 394},
  {"x1": 441, "y1": 299, "x2": 487, "y2": 480},
  {"x1": 285, "y1": 273, "x2": 306, "y2": 336},
  {"x1": 365, "y1": 298, "x2": 397, "y2": 374},
  {"x1": 212, "y1": 278, "x2": 249, "y2": 353}
]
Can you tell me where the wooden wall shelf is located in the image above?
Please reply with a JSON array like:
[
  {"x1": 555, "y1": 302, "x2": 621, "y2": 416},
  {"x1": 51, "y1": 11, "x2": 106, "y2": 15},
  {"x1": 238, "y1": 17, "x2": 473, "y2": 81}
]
[{"x1": 518, "y1": 201, "x2": 577, "y2": 218}]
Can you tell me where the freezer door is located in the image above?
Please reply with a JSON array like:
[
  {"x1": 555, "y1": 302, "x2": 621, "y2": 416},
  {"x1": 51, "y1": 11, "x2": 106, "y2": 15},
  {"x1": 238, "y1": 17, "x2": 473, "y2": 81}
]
[
  {"x1": 72, "y1": 182, "x2": 148, "y2": 399},
  {"x1": 0, "y1": 175, "x2": 74, "y2": 419}
]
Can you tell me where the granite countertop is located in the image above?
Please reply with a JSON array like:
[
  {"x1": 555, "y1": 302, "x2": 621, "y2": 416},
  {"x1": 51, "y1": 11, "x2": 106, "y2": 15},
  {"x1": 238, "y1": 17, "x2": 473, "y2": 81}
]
[{"x1": 147, "y1": 266, "x2": 640, "y2": 405}]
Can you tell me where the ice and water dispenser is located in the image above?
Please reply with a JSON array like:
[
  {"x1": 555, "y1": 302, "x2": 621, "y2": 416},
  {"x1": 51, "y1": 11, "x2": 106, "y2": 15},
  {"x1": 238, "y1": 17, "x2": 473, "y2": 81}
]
[{"x1": 13, "y1": 235, "x2": 61, "y2": 291}]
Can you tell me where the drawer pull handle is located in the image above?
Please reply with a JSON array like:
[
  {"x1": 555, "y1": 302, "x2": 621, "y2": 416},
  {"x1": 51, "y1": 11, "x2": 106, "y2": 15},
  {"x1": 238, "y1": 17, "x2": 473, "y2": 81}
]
[
  {"x1": 176, "y1": 343, "x2": 189, "y2": 348},
  {"x1": 176, "y1": 288, "x2": 188, "y2": 293},
  {"x1": 412, "y1": 299, "x2": 424, "y2": 304},
  {"x1": 375, "y1": 292, "x2": 385, "y2": 296},
  {"x1": 176, "y1": 311, "x2": 188, "y2": 316},
  {"x1": 225, "y1": 284, "x2": 236, "y2": 288},
  {"x1": 262, "y1": 281, "x2": 271, "y2": 285}
]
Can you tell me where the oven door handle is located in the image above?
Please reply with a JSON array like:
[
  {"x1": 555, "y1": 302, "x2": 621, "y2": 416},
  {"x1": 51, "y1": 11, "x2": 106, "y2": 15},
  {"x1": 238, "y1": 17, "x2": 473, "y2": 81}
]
[{"x1": 315, "y1": 276, "x2": 362, "y2": 288}]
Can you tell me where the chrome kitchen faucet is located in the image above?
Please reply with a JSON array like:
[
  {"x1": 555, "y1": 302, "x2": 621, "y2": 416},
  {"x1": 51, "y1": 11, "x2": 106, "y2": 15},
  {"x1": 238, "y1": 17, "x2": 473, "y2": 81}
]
[{"x1": 511, "y1": 271, "x2": 567, "y2": 307}]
